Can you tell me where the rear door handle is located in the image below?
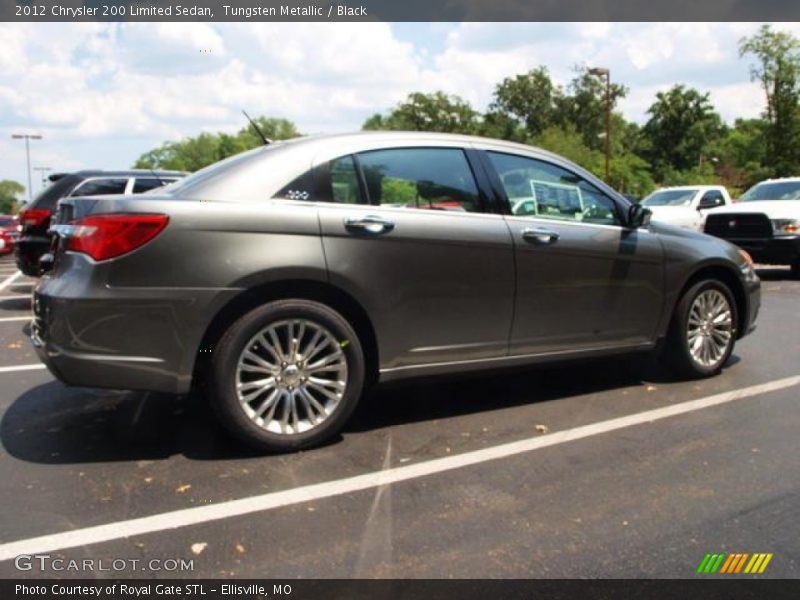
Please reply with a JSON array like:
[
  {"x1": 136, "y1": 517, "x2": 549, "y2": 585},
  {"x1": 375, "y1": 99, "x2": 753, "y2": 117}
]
[
  {"x1": 522, "y1": 227, "x2": 560, "y2": 244},
  {"x1": 344, "y1": 215, "x2": 395, "y2": 235}
]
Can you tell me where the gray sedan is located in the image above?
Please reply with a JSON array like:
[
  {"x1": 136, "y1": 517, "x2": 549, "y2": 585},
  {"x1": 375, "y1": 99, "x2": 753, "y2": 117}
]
[{"x1": 31, "y1": 132, "x2": 761, "y2": 452}]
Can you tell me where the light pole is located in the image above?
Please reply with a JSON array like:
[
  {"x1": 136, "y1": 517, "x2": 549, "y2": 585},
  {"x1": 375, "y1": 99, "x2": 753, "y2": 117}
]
[
  {"x1": 11, "y1": 133, "x2": 43, "y2": 203},
  {"x1": 34, "y1": 167, "x2": 52, "y2": 191},
  {"x1": 589, "y1": 67, "x2": 610, "y2": 182}
]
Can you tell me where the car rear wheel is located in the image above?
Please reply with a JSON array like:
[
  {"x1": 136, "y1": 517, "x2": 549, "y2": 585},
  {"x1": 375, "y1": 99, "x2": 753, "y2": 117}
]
[
  {"x1": 210, "y1": 299, "x2": 365, "y2": 452},
  {"x1": 665, "y1": 279, "x2": 737, "y2": 378}
]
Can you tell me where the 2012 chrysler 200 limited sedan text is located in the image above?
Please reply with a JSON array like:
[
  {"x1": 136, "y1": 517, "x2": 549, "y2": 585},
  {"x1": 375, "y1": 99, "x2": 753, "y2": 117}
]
[{"x1": 32, "y1": 132, "x2": 761, "y2": 452}]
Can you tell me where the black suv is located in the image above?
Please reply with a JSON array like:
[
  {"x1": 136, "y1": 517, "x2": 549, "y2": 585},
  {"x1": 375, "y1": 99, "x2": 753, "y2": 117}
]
[{"x1": 15, "y1": 169, "x2": 185, "y2": 276}]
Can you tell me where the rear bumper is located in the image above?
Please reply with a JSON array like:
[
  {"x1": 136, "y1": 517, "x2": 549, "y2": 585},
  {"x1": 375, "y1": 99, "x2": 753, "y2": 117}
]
[
  {"x1": 31, "y1": 261, "x2": 239, "y2": 394},
  {"x1": 15, "y1": 234, "x2": 50, "y2": 275},
  {"x1": 732, "y1": 236, "x2": 800, "y2": 266}
]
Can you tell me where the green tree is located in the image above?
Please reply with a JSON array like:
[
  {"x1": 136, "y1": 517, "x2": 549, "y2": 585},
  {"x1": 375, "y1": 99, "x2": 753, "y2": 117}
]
[
  {"x1": 490, "y1": 67, "x2": 562, "y2": 137},
  {"x1": 557, "y1": 68, "x2": 628, "y2": 151},
  {"x1": 641, "y1": 84, "x2": 726, "y2": 179},
  {"x1": 134, "y1": 117, "x2": 300, "y2": 171},
  {"x1": 740, "y1": 25, "x2": 800, "y2": 177},
  {"x1": 0, "y1": 180, "x2": 25, "y2": 214},
  {"x1": 533, "y1": 125, "x2": 603, "y2": 171},
  {"x1": 362, "y1": 92, "x2": 480, "y2": 134},
  {"x1": 709, "y1": 118, "x2": 771, "y2": 192}
]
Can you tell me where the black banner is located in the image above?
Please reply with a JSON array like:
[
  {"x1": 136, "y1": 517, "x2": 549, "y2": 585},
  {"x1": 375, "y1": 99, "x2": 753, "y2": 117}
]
[
  {"x1": 4, "y1": 0, "x2": 800, "y2": 22},
  {"x1": 3, "y1": 580, "x2": 800, "y2": 600}
]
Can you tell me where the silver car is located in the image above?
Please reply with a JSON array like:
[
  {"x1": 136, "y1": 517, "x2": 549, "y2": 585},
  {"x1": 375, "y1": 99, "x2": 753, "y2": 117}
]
[{"x1": 32, "y1": 132, "x2": 761, "y2": 452}]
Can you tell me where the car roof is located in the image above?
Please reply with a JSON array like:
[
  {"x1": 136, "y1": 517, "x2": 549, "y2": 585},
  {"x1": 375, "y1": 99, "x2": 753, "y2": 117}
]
[
  {"x1": 168, "y1": 131, "x2": 630, "y2": 206},
  {"x1": 651, "y1": 185, "x2": 722, "y2": 191},
  {"x1": 757, "y1": 176, "x2": 800, "y2": 183},
  {"x1": 268, "y1": 130, "x2": 574, "y2": 163},
  {"x1": 50, "y1": 169, "x2": 188, "y2": 181}
]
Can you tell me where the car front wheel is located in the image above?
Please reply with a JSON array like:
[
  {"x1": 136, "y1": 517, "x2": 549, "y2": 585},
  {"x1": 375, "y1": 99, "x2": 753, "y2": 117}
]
[
  {"x1": 210, "y1": 299, "x2": 365, "y2": 452},
  {"x1": 665, "y1": 279, "x2": 738, "y2": 378}
]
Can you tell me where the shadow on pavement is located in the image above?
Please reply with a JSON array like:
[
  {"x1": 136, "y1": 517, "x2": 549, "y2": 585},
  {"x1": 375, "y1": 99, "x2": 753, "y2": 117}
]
[
  {"x1": 1, "y1": 352, "x2": 730, "y2": 466},
  {"x1": 755, "y1": 266, "x2": 796, "y2": 281}
]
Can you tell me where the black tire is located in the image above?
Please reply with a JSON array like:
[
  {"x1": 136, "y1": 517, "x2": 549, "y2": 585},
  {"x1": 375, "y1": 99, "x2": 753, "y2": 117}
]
[
  {"x1": 210, "y1": 299, "x2": 365, "y2": 453},
  {"x1": 664, "y1": 279, "x2": 738, "y2": 379},
  {"x1": 791, "y1": 258, "x2": 800, "y2": 280}
]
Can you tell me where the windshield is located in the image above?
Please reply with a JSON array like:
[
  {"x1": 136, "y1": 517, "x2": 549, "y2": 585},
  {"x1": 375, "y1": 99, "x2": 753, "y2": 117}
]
[
  {"x1": 642, "y1": 189, "x2": 698, "y2": 207},
  {"x1": 740, "y1": 181, "x2": 800, "y2": 201}
]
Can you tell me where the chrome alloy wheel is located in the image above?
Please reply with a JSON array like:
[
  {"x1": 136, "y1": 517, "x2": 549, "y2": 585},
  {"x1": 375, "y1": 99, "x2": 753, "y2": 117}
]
[
  {"x1": 686, "y1": 289, "x2": 733, "y2": 368},
  {"x1": 235, "y1": 319, "x2": 348, "y2": 435}
]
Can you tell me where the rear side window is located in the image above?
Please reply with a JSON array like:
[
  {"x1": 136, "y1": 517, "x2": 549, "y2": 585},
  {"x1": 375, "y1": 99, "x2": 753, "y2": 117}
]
[
  {"x1": 356, "y1": 148, "x2": 481, "y2": 212},
  {"x1": 133, "y1": 178, "x2": 168, "y2": 194},
  {"x1": 70, "y1": 178, "x2": 129, "y2": 197},
  {"x1": 488, "y1": 151, "x2": 620, "y2": 225},
  {"x1": 273, "y1": 156, "x2": 366, "y2": 204}
]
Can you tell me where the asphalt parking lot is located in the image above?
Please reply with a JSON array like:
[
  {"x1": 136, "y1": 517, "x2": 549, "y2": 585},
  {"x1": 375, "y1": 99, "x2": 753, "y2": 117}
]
[{"x1": 0, "y1": 253, "x2": 798, "y2": 579}]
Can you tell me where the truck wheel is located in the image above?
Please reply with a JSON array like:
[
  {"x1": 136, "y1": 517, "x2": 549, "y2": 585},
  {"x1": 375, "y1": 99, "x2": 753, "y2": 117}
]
[
  {"x1": 791, "y1": 259, "x2": 800, "y2": 280},
  {"x1": 210, "y1": 299, "x2": 365, "y2": 453},
  {"x1": 664, "y1": 279, "x2": 737, "y2": 378}
]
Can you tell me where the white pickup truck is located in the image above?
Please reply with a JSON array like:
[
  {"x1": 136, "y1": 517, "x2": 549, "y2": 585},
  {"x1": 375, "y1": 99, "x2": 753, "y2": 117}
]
[
  {"x1": 640, "y1": 185, "x2": 732, "y2": 231},
  {"x1": 704, "y1": 177, "x2": 800, "y2": 278}
]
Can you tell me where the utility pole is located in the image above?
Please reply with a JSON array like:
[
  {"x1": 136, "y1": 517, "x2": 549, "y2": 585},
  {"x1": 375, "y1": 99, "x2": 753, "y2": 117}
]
[
  {"x1": 589, "y1": 68, "x2": 611, "y2": 181},
  {"x1": 11, "y1": 133, "x2": 43, "y2": 203},
  {"x1": 34, "y1": 166, "x2": 52, "y2": 190}
]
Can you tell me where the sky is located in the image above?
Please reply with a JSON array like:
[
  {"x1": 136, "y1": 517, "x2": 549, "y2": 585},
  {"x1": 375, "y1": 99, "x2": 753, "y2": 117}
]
[{"x1": 0, "y1": 22, "x2": 793, "y2": 197}]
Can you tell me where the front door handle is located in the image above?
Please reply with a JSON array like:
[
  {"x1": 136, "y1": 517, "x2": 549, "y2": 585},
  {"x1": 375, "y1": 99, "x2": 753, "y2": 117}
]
[
  {"x1": 522, "y1": 227, "x2": 560, "y2": 244},
  {"x1": 344, "y1": 215, "x2": 395, "y2": 235}
]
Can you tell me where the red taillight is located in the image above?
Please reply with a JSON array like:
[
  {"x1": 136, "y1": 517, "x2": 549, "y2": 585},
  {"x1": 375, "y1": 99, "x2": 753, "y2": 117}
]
[
  {"x1": 64, "y1": 214, "x2": 169, "y2": 261},
  {"x1": 20, "y1": 208, "x2": 52, "y2": 228}
]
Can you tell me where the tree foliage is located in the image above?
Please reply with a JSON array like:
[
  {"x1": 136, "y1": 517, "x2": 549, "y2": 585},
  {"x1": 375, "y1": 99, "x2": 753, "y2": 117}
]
[
  {"x1": 641, "y1": 85, "x2": 726, "y2": 179},
  {"x1": 0, "y1": 180, "x2": 25, "y2": 214},
  {"x1": 134, "y1": 117, "x2": 300, "y2": 171},
  {"x1": 363, "y1": 92, "x2": 481, "y2": 134},
  {"x1": 740, "y1": 25, "x2": 800, "y2": 177}
]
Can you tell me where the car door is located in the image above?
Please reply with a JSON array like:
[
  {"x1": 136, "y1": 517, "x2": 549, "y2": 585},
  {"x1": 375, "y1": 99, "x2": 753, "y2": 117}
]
[
  {"x1": 483, "y1": 150, "x2": 665, "y2": 355},
  {"x1": 313, "y1": 146, "x2": 515, "y2": 372}
]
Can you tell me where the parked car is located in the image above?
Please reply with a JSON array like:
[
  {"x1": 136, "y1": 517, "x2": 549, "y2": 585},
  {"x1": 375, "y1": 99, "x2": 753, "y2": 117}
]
[
  {"x1": 0, "y1": 229, "x2": 14, "y2": 255},
  {"x1": 33, "y1": 132, "x2": 760, "y2": 452},
  {"x1": 704, "y1": 177, "x2": 800, "y2": 278},
  {"x1": 0, "y1": 215, "x2": 19, "y2": 253},
  {"x1": 641, "y1": 185, "x2": 732, "y2": 231},
  {"x1": 15, "y1": 169, "x2": 186, "y2": 276}
]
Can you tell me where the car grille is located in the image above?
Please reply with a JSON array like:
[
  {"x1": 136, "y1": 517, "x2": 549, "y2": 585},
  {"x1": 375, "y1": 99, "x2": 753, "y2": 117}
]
[{"x1": 704, "y1": 213, "x2": 773, "y2": 240}]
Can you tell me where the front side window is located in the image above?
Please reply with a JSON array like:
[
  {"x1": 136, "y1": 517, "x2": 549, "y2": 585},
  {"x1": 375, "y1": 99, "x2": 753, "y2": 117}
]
[
  {"x1": 356, "y1": 148, "x2": 481, "y2": 212},
  {"x1": 699, "y1": 190, "x2": 724, "y2": 208},
  {"x1": 70, "y1": 178, "x2": 129, "y2": 197},
  {"x1": 488, "y1": 151, "x2": 621, "y2": 226}
]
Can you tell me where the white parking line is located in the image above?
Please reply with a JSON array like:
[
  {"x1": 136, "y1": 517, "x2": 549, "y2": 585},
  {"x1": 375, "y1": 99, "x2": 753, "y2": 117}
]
[
  {"x1": 0, "y1": 271, "x2": 22, "y2": 292},
  {"x1": 0, "y1": 374, "x2": 797, "y2": 561},
  {"x1": 0, "y1": 364, "x2": 45, "y2": 374},
  {"x1": 0, "y1": 316, "x2": 31, "y2": 323},
  {"x1": 0, "y1": 296, "x2": 29, "y2": 302}
]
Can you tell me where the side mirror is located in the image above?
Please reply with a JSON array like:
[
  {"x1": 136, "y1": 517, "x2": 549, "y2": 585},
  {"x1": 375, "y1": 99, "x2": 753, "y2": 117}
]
[
  {"x1": 627, "y1": 204, "x2": 651, "y2": 228},
  {"x1": 697, "y1": 198, "x2": 721, "y2": 211}
]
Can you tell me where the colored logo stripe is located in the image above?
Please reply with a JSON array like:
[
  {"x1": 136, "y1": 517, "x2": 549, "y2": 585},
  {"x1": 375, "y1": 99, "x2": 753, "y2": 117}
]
[{"x1": 698, "y1": 552, "x2": 773, "y2": 574}]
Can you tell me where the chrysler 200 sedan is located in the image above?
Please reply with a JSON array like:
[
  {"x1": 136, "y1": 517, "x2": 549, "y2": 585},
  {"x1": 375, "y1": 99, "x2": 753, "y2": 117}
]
[{"x1": 31, "y1": 132, "x2": 761, "y2": 452}]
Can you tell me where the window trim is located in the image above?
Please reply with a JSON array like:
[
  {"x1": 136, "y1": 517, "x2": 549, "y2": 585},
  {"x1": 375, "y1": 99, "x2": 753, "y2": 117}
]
[{"x1": 478, "y1": 149, "x2": 627, "y2": 227}]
